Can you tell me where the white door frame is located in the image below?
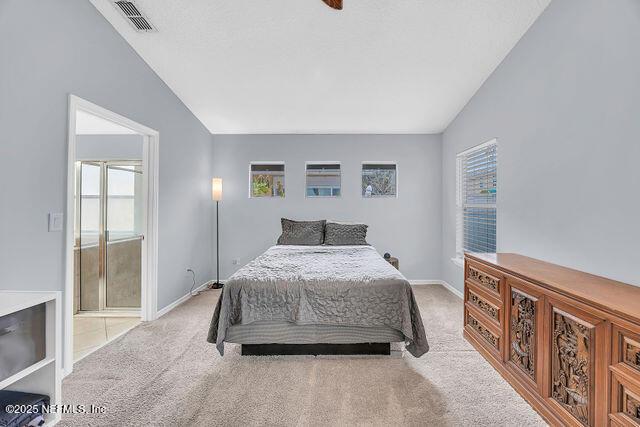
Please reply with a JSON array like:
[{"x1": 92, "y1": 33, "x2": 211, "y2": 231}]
[{"x1": 64, "y1": 95, "x2": 159, "y2": 376}]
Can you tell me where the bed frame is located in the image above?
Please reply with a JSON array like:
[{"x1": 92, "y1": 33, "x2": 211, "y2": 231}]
[{"x1": 241, "y1": 343, "x2": 390, "y2": 356}]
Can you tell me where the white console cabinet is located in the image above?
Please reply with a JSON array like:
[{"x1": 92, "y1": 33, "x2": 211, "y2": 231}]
[{"x1": 0, "y1": 291, "x2": 62, "y2": 426}]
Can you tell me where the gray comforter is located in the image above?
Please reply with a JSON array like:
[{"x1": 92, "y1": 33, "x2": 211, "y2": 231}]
[{"x1": 207, "y1": 245, "x2": 429, "y2": 357}]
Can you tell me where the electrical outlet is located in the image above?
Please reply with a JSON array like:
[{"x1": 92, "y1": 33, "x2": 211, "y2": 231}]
[{"x1": 232, "y1": 258, "x2": 240, "y2": 265}]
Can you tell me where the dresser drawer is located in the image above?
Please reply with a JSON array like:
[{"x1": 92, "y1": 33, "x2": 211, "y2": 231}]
[
  {"x1": 609, "y1": 414, "x2": 631, "y2": 427},
  {"x1": 612, "y1": 325, "x2": 640, "y2": 383},
  {"x1": 465, "y1": 306, "x2": 501, "y2": 355},
  {"x1": 611, "y1": 372, "x2": 640, "y2": 427},
  {"x1": 465, "y1": 260, "x2": 503, "y2": 300},
  {"x1": 625, "y1": 337, "x2": 640, "y2": 374},
  {"x1": 623, "y1": 388, "x2": 640, "y2": 426},
  {"x1": 465, "y1": 285, "x2": 501, "y2": 327},
  {"x1": 619, "y1": 330, "x2": 640, "y2": 375}
]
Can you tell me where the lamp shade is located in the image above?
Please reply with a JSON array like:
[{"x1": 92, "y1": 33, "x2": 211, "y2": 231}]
[{"x1": 211, "y1": 178, "x2": 223, "y2": 201}]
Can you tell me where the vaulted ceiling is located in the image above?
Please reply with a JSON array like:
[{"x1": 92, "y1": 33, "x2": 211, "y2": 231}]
[{"x1": 91, "y1": 0, "x2": 550, "y2": 134}]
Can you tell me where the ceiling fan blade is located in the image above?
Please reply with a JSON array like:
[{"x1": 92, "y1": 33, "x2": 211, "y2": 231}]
[{"x1": 322, "y1": 0, "x2": 343, "y2": 10}]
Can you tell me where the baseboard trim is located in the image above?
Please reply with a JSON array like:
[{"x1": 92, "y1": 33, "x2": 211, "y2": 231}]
[
  {"x1": 156, "y1": 280, "x2": 213, "y2": 319},
  {"x1": 409, "y1": 280, "x2": 463, "y2": 299}
]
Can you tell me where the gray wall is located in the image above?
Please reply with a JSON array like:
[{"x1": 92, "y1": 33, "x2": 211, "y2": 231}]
[
  {"x1": 212, "y1": 134, "x2": 442, "y2": 281},
  {"x1": 442, "y1": 0, "x2": 640, "y2": 292},
  {"x1": 2, "y1": 0, "x2": 636, "y2": 333},
  {"x1": 0, "y1": 1, "x2": 214, "y2": 312},
  {"x1": 76, "y1": 134, "x2": 143, "y2": 161}
]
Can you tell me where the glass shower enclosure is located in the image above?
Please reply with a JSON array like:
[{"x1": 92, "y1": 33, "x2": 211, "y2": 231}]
[{"x1": 74, "y1": 161, "x2": 143, "y2": 314}]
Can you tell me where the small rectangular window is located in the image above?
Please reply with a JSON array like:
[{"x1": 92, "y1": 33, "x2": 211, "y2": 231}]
[
  {"x1": 306, "y1": 163, "x2": 341, "y2": 198},
  {"x1": 456, "y1": 140, "x2": 497, "y2": 256},
  {"x1": 362, "y1": 163, "x2": 397, "y2": 197},
  {"x1": 250, "y1": 163, "x2": 285, "y2": 198}
]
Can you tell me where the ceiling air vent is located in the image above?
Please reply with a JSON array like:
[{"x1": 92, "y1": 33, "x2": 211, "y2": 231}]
[{"x1": 113, "y1": 1, "x2": 156, "y2": 32}]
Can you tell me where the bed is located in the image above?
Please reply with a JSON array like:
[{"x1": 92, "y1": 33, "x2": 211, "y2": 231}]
[{"x1": 207, "y1": 244, "x2": 429, "y2": 357}]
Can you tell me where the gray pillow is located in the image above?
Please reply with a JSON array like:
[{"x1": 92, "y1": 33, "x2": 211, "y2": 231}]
[
  {"x1": 277, "y1": 218, "x2": 326, "y2": 245},
  {"x1": 324, "y1": 222, "x2": 368, "y2": 245}
]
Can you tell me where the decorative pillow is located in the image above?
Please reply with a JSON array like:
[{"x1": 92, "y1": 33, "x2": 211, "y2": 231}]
[
  {"x1": 277, "y1": 218, "x2": 326, "y2": 245},
  {"x1": 324, "y1": 222, "x2": 369, "y2": 245}
]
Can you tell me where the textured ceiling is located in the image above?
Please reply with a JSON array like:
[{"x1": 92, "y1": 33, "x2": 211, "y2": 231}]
[{"x1": 91, "y1": 0, "x2": 550, "y2": 134}]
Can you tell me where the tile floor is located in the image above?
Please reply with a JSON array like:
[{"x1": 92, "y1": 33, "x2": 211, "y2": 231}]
[{"x1": 73, "y1": 316, "x2": 141, "y2": 361}]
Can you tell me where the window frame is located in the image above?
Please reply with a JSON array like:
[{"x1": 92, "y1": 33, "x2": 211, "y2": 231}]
[
  {"x1": 304, "y1": 161, "x2": 342, "y2": 199},
  {"x1": 453, "y1": 139, "x2": 497, "y2": 266},
  {"x1": 361, "y1": 161, "x2": 398, "y2": 198},
  {"x1": 248, "y1": 161, "x2": 286, "y2": 198}
]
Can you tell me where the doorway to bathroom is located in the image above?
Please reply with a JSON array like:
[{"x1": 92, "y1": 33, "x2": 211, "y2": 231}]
[
  {"x1": 73, "y1": 159, "x2": 144, "y2": 361},
  {"x1": 65, "y1": 95, "x2": 159, "y2": 373}
]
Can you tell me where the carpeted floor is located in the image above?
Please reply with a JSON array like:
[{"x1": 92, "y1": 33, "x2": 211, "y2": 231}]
[{"x1": 60, "y1": 285, "x2": 546, "y2": 426}]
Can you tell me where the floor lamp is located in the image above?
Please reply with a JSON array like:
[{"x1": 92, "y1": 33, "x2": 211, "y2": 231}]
[{"x1": 211, "y1": 178, "x2": 223, "y2": 289}]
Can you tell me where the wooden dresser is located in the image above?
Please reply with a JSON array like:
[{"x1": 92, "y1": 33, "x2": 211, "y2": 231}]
[{"x1": 463, "y1": 253, "x2": 640, "y2": 427}]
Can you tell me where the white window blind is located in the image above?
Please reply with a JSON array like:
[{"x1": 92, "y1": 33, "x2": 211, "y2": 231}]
[
  {"x1": 250, "y1": 163, "x2": 285, "y2": 198},
  {"x1": 306, "y1": 163, "x2": 341, "y2": 197},
  {"x1": 456, "y1": 140, "x2": 497, "y2": 256},
  {"x1": 362, "y1": 163, "x2": 397, "y2": 197}
]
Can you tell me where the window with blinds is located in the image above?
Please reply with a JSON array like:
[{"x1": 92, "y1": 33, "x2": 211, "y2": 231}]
[
  {"x1": 306, "y1": 163, "x2": 341, "y2": 197},
  {"x1": 250, "y1": 163, "x2": 285, "y2": 198},
  {"x1": 362, "y1": 163, "x2": 397, "y2": 197},
  {"x1": 456, "y1": 139, "x2": 497, "y2": 256}
]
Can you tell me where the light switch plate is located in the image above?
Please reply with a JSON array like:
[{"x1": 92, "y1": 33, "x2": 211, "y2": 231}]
[{"x1": 48, "y1": 213, "x2": 64, "y2": 232}]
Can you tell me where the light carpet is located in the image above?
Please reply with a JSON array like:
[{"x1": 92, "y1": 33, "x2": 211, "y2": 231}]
[{"x1": 60, "y1": 285, "x2": 546, "y2": 426}]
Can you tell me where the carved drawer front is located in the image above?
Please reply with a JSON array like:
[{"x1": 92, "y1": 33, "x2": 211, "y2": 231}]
[
  {"x1": 466, "y1": 263, "x2": 502, "y2": 298},
  {"x1": 623, "y1": 386, "x2": 640, "y2": 425},
  {"x1": 611, "y1": 372, "x2": 640, "y2": 427},
  {"x1": 509, "y1": 288, "x2": 537, "y2": 381},
  {"x1": 551, "y1": 308, "x2": 595, "y2": 427},
  {"x1": 467, "y1": 288, "x2": 500, "y2": 324},
  {"x1": 623, "y1": 335, "x2": 640, "y2": 374},
  {"x1": 610, "y1": 417, "x2": 630, "y2": 427},
  {"x1": 466, "y1": 312, "x2": 500, "y2": 352}
]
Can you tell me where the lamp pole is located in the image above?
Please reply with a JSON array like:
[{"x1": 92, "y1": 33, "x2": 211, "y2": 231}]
[
  {"x1": 211, "y1": 178, "x2": 223, "y2": 289},
  {"x1": 214, "y1": 200, "x2": 221, "y2": 288}
]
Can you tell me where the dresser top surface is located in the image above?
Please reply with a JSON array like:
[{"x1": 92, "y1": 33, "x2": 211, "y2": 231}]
[{"x1": 466, "y1": 252, "x2": 640, "y2": 323}]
